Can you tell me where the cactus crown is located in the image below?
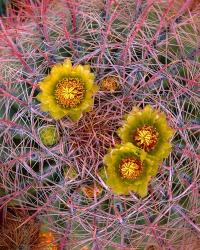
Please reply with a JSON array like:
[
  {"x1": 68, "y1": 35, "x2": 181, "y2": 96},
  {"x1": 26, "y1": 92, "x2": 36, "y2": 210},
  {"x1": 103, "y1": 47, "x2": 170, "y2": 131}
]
[{"x1": 0, "y1": 0, "x2": 199, "y2": 249}]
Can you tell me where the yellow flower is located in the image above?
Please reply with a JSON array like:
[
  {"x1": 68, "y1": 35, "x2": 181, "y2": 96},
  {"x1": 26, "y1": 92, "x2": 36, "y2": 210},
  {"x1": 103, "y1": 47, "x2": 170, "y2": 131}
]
[
  {"x1": 117, "y1": 105, "x2": 174, "y2": 161},
  {"x1": 100, "y1": 143, "x2": 158, "y2": 197},
  {"x1": 37, "y1": 59, "x2": 98, "y2": 121}
]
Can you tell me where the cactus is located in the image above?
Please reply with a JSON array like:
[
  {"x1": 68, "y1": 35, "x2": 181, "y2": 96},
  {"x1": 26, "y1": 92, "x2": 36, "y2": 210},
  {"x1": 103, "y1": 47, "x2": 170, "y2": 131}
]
[{"x1": 0, "y1": 0, "x2": 200, "y2": 249}]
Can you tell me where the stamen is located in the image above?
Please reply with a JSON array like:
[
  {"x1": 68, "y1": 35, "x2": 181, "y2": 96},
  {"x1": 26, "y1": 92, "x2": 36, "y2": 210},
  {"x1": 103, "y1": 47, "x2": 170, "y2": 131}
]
[
  {"x1": 133, "y1": 125, "x2": 159, "y2": 152},
  {"x1": 55, "y1": 78, "x2": 85, "y2": 108},
  {"x1": 119, "y1": 157, "x2": 143, "y2": 180}
]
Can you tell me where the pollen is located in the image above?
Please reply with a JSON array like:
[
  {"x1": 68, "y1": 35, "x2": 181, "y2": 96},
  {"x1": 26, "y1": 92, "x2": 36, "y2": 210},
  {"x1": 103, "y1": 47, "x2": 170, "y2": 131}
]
[
  {"x1": 100, "y1": 76, "x2": 119, "y2": 92},
  {"x1": 133, "y1": 125, "x2": 159, "y2": 152},
  {"x1": 55, "y1": 78, "x2": 85, "y2": 108},
  {"x1": 119, "y1": 157, "x2": 143, "y2": 180}
]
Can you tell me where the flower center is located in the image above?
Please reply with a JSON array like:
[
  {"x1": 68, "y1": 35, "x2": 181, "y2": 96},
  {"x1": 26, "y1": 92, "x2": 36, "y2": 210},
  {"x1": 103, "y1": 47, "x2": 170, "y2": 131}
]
[
  {"x1": 55, "y1": 78, "x2": 85, "y2": 108},
  {"x1": 119, "y1": 157, "x2": 143, "y2": 180},
  {"x1": 133, "y1": 125, "x2": 159, "y2": 152}
]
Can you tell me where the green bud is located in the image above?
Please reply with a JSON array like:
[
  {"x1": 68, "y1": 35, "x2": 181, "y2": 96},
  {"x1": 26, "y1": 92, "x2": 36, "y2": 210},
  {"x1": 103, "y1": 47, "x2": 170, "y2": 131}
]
[{"x1": 38, "y1": 125, "x2": 59, "y2": 146}]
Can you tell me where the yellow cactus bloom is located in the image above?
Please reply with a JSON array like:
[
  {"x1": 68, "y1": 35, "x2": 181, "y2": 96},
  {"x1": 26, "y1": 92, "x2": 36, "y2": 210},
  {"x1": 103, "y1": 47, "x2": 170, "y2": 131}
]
[
  {"x1": 37, "y1": 59, "x2": 98, "y2": 121},
  {"x1": 100, "y1": 143, "x2": 158, "y2": 197},
  {"x1": 117, "y1": 105, "x2": 174, "y2": 161}
]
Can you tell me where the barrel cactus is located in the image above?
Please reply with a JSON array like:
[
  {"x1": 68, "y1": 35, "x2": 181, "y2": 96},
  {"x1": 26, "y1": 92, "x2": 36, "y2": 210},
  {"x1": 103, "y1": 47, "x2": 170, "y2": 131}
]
[{"x1": 0, "y1": 0, "x2": 199, "y2": 249}]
